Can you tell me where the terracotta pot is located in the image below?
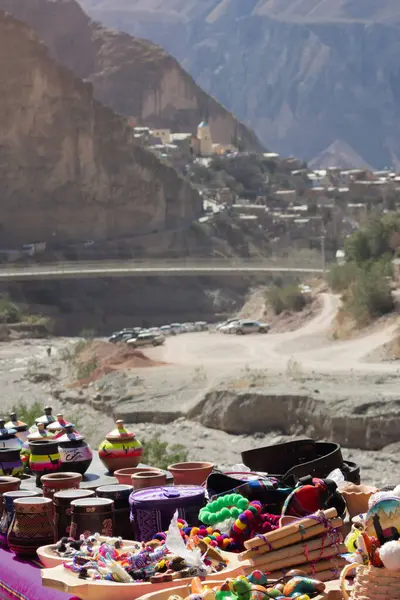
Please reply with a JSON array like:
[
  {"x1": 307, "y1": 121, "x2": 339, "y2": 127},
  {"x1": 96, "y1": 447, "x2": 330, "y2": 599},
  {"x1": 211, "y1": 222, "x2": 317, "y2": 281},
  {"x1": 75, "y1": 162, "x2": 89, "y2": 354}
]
[
  {"x1": 96, "y1": 484, "x2": 133, "y2": 539},
  {"x1": 0, "y1": 490, "x2": 40, "y2": 547},
  {"x1": 0, "y1": 477, "x2": 21, "y2": 518},
  {"x1": 29, "y1": 439, "x2": 61, "y2": 486},
  {"x1": 168, "y1": 462, "x2": 214, "y2": 486},
  {"x1": 131, "y1": 471, "x2": 167, "y2": 490},
  {"x1": 41, "y1": 472, "x2": 82, "y2": 503},
  {"x1": 8, "y1": 497, "x2": 56, "y2": 556},
  {"x1": 54, "y1": 489, "x2": 95, "y2": 540},
  {"x1": 98, "y1": 420, "x2": 143, "y2": 473},
  {"x1": 114, "y1": 466, "x2": 162, "y2": 485},
  {"x1": 341, "y1": 484, "x2": 379, "y2": 519},
  {"x1": 57, "y1": 425, "x2": 93, "y2": 475},
  {"x1": 70, "y1": 497, "x2": 114, "y2": 539}
]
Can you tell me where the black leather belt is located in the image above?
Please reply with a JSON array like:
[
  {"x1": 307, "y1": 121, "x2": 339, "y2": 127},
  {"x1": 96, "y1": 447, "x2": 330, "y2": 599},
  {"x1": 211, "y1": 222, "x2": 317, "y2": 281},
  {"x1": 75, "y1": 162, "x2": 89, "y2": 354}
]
[{"x1": 241, "y1": 439, "x2": 360, "y2": 485}]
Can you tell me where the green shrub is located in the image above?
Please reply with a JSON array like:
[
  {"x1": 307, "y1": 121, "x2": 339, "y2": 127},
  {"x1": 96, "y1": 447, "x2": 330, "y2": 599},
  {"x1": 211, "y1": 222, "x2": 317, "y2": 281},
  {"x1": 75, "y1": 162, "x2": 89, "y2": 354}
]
[
  {"x1": 11, "y1": 401, "x2": 43, "y2": 425},
  {"x1": 75, "y1": 354, "x2": 98, "y2": 380},
  {"x1": 142, "y1": 437, "x2": 188, "y2": 471},
  {"x1": 345, "y1": 270, "x2": 394, "y2": 326},
  {"x1": 0, "y1": 298, "x2": 21, "y2": 323},
  {"x1": 327, "y1": 263, "x2": 361, "y2": 292},
  {"x1": 267, "y1": 284, "x2": 306, "y2": 315}
]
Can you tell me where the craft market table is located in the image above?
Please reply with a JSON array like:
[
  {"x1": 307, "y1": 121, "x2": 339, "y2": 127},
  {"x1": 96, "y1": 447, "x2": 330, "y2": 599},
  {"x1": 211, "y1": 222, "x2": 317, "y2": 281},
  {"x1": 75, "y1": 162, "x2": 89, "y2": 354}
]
[{"x1": 0, "y1": 547, "x2": 78, "y2": 600}]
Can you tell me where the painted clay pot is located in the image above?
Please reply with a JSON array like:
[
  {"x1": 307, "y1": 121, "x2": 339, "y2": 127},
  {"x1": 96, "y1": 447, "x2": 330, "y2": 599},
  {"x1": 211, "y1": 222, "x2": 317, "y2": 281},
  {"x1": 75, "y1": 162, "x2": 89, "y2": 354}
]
[
  {"x1": 131, "y1": 471, "x2": 167, "y2": 490},
  {"x1": 5, "y1": 413, "x2": 29, "y2": 444},
  {"x1": 29, "y1": 439, "x2": 61, "y2": 486},
  {"x1": 0, "y1": 420, "x2": 24, "y2": 478},
  {"x1": 96, "y1": 484, "x2": 133, "y2": 539},
  {"x1": 41, "y1": 472, "x2": 82, "y2": 503},
  {"x1": 30, "y1": 405, "x2": 56, "y2": 432},
  {"x1": 23, "y1": 423, "x2": 55, "y2": 471},
  {"x1": 57, "y1": 425, "x2": 93, "y2": 475},
  {"x1": 0, "y1": 477, "x2": 21, "y2": 518},
  {"x1": 46, "y1": 413, "x2": 73, "y2": 436},
  {"x1": 8, "y1": 496, "x2": 56, "y2": 556},
  {"x1": 98, "y1": 420, "x2": 143, "y2": 473},
  {"x1": 168, "y1": 462, "x2": 214, "y2": 486},
  {"x1": 341, "y1": 483, "x2": 379, "y2": 519},
  {"x1": 70, "y1": 497, "x2": 114, "y2": 539},
  {"x1": 0, "y1": 490, "x2": 40, "y2": 546},
  {"x1": 114, "y1": 466, "x2": 163, "y2": 486},
  {"x1": 54, "y1": 489, "x2": 95, "y2": 540}
]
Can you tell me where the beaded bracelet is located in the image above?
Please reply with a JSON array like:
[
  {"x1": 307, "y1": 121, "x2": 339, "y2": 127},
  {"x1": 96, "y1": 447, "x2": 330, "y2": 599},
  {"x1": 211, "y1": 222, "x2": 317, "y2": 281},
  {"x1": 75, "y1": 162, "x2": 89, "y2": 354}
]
[
  {"x1": 199, "y1": 493, "x2": 249, "y2": 525},
  {"x1": 230, "y1": 500, "x2": 263, "y2": 539}
]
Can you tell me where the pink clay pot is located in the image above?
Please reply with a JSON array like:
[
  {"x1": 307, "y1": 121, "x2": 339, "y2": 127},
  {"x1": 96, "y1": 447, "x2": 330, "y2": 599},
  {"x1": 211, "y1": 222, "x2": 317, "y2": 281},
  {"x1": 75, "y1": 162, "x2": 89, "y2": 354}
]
[
  {"x1": 114, "y1": 467, "x2": 162, "y2": 486},
  {"x1": 131, "y1": 471, "x2": 167, "y2": 490}
]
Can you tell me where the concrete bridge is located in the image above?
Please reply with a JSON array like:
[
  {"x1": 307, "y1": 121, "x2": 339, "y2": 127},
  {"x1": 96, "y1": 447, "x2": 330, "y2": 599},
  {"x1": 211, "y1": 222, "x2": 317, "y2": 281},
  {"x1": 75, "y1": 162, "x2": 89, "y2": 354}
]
[{"x1": 0, "y1": 259, "x2": 325, "y2": 281}]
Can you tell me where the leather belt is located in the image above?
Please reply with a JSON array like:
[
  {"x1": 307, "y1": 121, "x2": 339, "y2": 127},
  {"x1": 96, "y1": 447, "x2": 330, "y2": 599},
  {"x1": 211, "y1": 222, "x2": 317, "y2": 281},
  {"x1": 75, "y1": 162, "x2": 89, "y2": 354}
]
[{"x1": 241, "y1": 439, "x2": 360, "y2": 485}]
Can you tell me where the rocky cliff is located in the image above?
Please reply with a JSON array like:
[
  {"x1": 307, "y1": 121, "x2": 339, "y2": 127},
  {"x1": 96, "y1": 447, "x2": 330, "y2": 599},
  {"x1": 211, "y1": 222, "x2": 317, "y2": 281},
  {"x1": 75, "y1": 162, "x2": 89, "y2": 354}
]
[
  {"x1": 0, "y1": 10, "x2": 202, "y2": 246},
  {"x1": 0, "y1": 0, "x2": 263, "y2": 152},
  {"x1": 81, "y1": 0, "x2": 400, "y2": 167}
]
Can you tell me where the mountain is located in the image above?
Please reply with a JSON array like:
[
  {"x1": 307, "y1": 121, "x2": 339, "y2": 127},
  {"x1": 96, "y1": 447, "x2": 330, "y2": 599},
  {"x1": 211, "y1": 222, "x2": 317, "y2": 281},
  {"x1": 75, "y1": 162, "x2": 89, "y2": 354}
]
[
  {"x1": 0, "y1": 9, "x2": 201, "y2": 247},
  {"x1": 79, "y1": 0, "x2": 400, "y2": 168},
  {"x1": 309, "y1": 140, "x2": 373, "y2": 170},
  {"x1": 0, "y1": 0, "x2": 263, "y2": 152}
]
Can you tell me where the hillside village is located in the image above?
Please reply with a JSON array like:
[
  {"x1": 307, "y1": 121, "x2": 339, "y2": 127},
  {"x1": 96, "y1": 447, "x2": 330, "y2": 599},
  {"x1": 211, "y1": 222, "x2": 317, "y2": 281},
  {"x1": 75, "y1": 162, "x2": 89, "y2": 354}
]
[{"x1": 132, "y1": 120, "x2": 400, "y2": 263}]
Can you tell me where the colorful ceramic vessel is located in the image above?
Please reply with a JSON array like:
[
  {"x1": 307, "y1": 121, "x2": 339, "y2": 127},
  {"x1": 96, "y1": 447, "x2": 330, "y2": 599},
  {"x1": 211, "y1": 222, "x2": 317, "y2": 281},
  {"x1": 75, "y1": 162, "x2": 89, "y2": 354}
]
[
  {"x1": 96, "y1": 484, "x2": 133, "y2": 539},
  {"x1": 5, "y1": 413, "x2": 29, "y2": 443},
  {"x1": 54, "y1": 489, "x2": 95, "y2": 540},
  {"x1": 0, "y1": 420, "x2": 23, "y2": 478},
  {"x1": 29, "y1": 439, "x2": 61, "y2": 486},
  {"x1": 23, "y1": 423, "x2": 55, "y2": 470},
  {"x1": 0, "y1": 490, "x2": 40, "y2": 546},
  {"x1": 98, "y1": 420, "x2": 143, "y2": 473},
  {"x1": 0, "y1": 477, "x2": 21, "y2": 518},
  {"x1": 31, "y1": 406, "x2": 56, "y2": 432},
  {"x1": 46, "y1": 414, "x2": 73, "y2": 436},
  {"x1": 70, "y1": 497, "x2": 114, "y2": 539},
  {"x1": 8, "y1": 496, "x2": 56, "y2": 556},
  {"x1": 57, "y1": 425, "x2": 93, "y2": 474}
]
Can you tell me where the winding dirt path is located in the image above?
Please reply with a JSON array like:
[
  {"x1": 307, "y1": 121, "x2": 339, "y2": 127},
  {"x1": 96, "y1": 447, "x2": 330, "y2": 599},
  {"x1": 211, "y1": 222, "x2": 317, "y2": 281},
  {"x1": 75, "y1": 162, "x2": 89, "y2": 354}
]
[{"x1": 148, "y1": 293, "x2": 400, "y2": 375}]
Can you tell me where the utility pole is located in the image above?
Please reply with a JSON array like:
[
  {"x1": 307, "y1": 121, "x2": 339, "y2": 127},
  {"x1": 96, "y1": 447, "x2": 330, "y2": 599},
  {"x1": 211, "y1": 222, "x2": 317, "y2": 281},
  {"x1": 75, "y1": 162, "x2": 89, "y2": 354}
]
[{"x1": 321, "y1": 232, "x2": 326, "y2": 273}]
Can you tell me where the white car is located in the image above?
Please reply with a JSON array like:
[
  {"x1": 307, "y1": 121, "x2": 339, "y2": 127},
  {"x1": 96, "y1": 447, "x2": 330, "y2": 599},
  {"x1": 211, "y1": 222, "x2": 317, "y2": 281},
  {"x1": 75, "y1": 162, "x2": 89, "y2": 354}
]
[
  {"x1": 217, "y1": 318, "x2": 239, "y2": 331},
  {"x1": 220, "y1": 320, "x2": 241, "y2": 334},
  {"x1": 183, "y1": 322, "x2": 196, "y2": 332},
  {"x1": 231, "y1": 320, "x2": 271, "y2": 335},
  {"x1": 194, "y1": 321, "x2": 208, "y2": 331},
  {"x1": 126, "y1": 332, "x2": 165, "y2": 348},
  {"x1": 170, "y1": 323, "x2": 185, "y2": 334},
  {"x1": 160, "y1": 325, "x2": 174, "y2": 336}
]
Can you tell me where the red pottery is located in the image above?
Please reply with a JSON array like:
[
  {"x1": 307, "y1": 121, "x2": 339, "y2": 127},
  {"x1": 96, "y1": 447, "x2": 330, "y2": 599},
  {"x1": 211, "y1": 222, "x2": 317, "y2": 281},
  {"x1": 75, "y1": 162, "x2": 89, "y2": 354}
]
[{"x1": 168, "y1": 462, "x2": 214, "y2": 486}]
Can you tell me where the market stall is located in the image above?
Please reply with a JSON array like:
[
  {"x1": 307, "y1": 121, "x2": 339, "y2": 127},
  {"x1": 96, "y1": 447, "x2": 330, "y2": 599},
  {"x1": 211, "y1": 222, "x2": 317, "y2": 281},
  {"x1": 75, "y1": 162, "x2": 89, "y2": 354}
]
[{"x1": 0, "y1": 407, "x2": 399, "y2": 600}]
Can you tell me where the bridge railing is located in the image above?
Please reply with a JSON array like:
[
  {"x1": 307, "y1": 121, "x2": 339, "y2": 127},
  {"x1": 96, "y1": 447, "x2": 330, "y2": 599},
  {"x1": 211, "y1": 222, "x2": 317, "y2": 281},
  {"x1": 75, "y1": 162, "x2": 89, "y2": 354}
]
[{"x1": 0, "y1": 257, "x2": 325, "y2": 271}]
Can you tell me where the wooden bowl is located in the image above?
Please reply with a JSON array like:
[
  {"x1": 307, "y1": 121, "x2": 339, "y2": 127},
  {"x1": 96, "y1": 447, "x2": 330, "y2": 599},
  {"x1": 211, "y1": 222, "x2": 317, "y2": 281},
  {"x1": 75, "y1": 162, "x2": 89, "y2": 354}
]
[
  {"x1": 37, "y1": 537, "x2": 142, "y2": 568},
  {"x1": 41, "y1": 551, "x2": 245, "y2": 600}
]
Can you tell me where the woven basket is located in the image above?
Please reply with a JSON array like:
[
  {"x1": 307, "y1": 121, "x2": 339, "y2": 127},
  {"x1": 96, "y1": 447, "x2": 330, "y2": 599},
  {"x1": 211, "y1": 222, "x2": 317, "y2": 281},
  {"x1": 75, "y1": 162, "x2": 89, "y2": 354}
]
[{"x1": 340, "y1": 563, "x2": 400, "y2": 600}]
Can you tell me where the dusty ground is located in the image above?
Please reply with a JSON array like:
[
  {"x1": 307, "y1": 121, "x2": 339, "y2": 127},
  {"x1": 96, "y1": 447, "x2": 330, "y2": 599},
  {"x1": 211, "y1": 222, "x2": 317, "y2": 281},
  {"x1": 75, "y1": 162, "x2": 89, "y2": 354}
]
[{"x1": 0, "y1": 291, "x2": 399, "y2": 488}]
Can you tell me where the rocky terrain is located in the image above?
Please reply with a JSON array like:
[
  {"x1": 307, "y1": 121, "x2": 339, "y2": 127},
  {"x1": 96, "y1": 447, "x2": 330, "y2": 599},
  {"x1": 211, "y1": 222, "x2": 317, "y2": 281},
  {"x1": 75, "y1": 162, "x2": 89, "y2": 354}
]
[
  {"x1": 0, "y1": 10, "x2": 204, "y2": 247},
  {"x1": 1, "y1": 291, "x2": 399, "y2": 487},
  {"x1": 82, "y1": 0, "x2": 400, "y2": 167},
  {"x1": 0, "y1": 0, "x2": 262, "y2": 152}
]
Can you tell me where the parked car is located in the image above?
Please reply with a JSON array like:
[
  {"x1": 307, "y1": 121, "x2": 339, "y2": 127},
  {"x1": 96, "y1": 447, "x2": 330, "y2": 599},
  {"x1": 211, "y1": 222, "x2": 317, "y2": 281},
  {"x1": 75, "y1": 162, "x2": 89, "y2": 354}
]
[
  {"x1": 194, "y1": 321, "x2": 208, "y2": 331},
  {"x1": 217, "y1": 318, "x2": 239, "y2": 331},
  {"x1": 126, "y1": 332, "x2": 165, "y2": 348},
  {"x1": 159, "y1": 325, "x2": 175, "y2": 336},
  {"x1": 170, "y1": 323, "x2": 185, "y2": 334},
  {"x1": 232, "y1": 320, "x2": 271, "y2": 335},
  {"x1": 219, "y1": 320, "x2": 241, "y2": 334},
  {"x1": 183, "y1": 322, "x2": 196, "y2": 332},
  {"x1": 109, "y1": 328, "x2": 143, "y2": 343}
]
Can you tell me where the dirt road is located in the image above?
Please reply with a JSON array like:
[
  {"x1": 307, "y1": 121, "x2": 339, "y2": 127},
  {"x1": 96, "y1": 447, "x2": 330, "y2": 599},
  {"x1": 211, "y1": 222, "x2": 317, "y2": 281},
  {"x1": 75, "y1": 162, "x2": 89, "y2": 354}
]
[{"x1": 147, "y1": 293, "x2": 400, "y2": 375}]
